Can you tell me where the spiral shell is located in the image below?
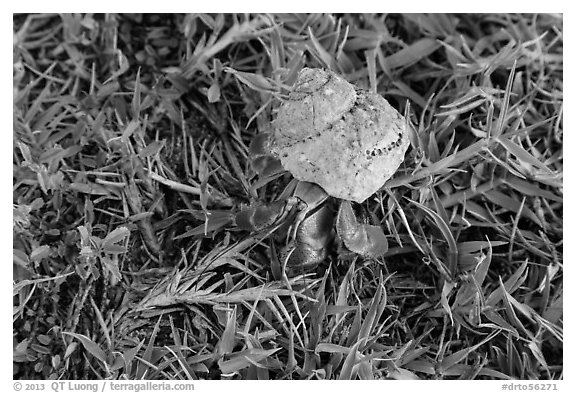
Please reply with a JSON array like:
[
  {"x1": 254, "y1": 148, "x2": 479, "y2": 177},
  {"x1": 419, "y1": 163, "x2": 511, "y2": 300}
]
[
  {"x1": 272, "y1": 68, "x2": 409, "y2": 203},
  {"x1": 274, "y1": 68, "x2": 357, "y2": 143}
]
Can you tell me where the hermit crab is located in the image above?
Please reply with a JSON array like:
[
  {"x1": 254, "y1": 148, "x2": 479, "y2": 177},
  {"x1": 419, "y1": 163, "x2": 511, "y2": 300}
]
[{"x1": 236, "y1": 68, "x2": 410, "y2": 272}]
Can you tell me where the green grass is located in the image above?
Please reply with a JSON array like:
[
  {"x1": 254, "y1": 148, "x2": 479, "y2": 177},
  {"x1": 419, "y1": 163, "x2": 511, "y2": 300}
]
[{"x1": 13, "y1": 13, "x2": 562, "y2": 380}]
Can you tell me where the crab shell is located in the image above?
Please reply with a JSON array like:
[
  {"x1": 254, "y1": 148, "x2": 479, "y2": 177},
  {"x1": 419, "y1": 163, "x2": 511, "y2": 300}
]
[{"x1": 272, "y1": 68, "x2": 409, "y2": 203}]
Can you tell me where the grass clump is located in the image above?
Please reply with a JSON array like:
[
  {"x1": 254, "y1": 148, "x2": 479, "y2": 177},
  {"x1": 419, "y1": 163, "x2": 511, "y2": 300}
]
[{"x1": 13, "y1": 13, "x2": 562, "y2": 380}]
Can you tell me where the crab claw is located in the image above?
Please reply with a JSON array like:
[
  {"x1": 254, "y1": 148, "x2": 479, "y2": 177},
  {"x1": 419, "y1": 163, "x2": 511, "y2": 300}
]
[
  {"x1": 336, "y1": 201, "x2": 388, "y2": 258},
  {"x1": 283, "y1": 204, "x2": 334, "y2": 270}
]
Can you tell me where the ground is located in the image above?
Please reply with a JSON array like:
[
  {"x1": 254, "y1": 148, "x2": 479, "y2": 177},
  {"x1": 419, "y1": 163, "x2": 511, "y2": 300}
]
[{"x1": 13, "y1": 13, "x2": 562, "y2": 380}]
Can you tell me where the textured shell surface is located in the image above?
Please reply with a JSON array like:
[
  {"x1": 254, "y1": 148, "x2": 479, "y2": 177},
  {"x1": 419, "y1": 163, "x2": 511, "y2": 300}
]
[
  {"x1": 272, "y1": 68, "x2": 409, "y2": 203},
  {"x1": 274, "y1": 68, "x2": 357, "y2": 143}
]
